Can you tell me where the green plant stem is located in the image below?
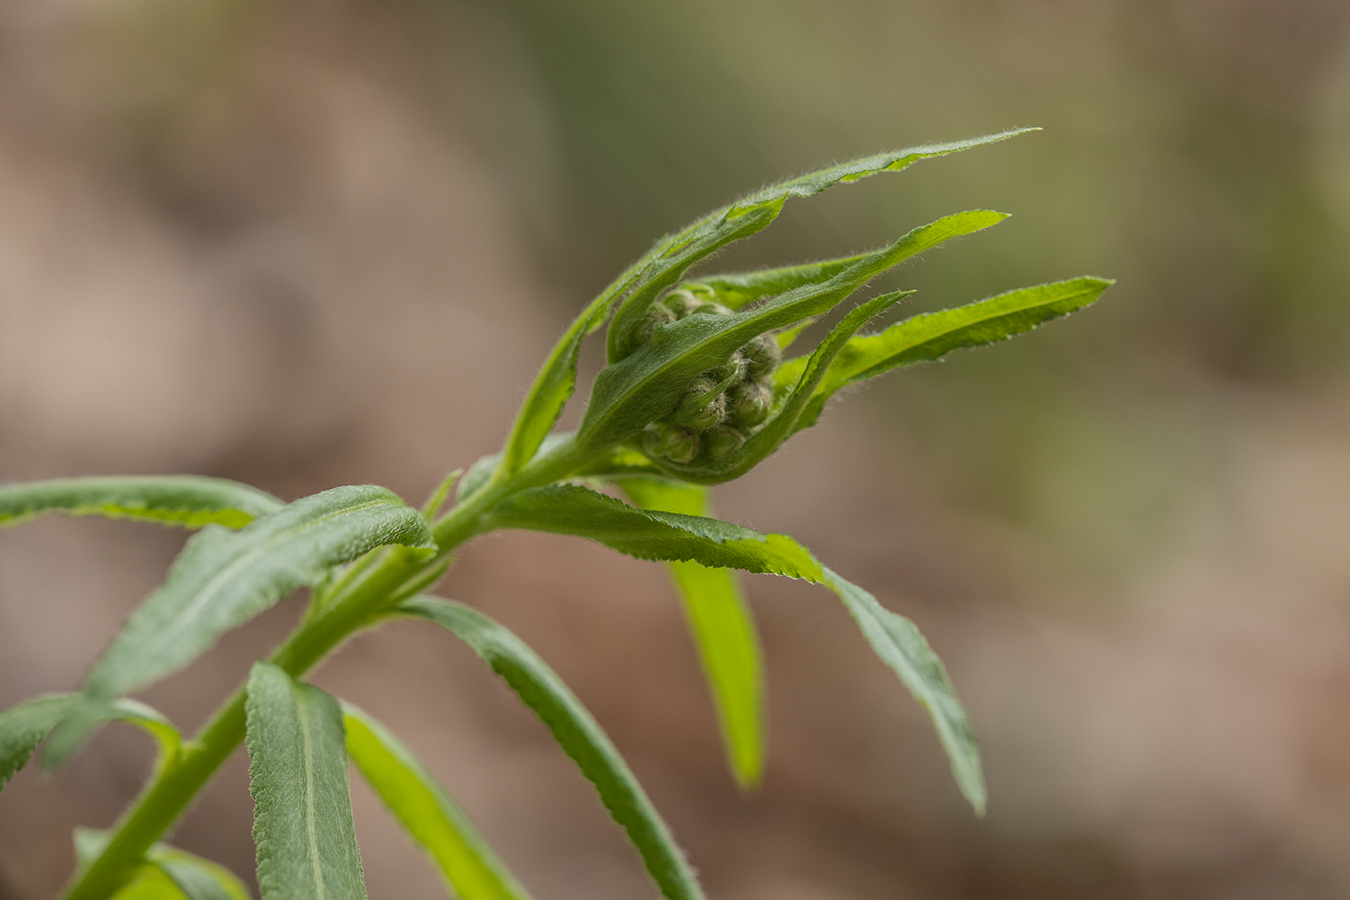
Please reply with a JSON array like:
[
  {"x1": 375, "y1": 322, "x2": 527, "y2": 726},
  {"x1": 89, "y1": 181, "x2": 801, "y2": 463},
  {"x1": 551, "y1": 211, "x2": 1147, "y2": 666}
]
[{"x1": 61, "y1": 436, "x2": 593, "y2": 900}]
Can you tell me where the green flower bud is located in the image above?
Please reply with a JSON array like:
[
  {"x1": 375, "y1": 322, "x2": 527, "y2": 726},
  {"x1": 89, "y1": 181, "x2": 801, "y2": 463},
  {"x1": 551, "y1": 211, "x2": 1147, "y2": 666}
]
[
  {"x1": 672, "y1": 378, "x2": 727, "y2": 431},
  {"x1": 634, "y1": 303, "x2": 677, "y2": 344},
  {"x1": 743, "y1": 334, "x2": 781, "y2": 381},
  {"x1": 662, "y1": 289, "x2": 704, "y2": 318},
  {"x1": 701, "y1": 425, "x2": 747, "y2": 462},
  {"x1": 727, "y1": 380, "x2": 772, "y2": 429},
  {"x1": 642, "y1": 423, "x2": 700, "y2": 464},
  {"x1": 690, "y1": 300, "x2": 733, "y2": 318}
]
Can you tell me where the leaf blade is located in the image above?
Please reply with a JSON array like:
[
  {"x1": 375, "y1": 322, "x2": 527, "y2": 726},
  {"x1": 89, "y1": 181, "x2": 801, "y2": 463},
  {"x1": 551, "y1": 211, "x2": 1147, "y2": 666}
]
[
  {"x1": 482, "y1": 484, "x2": 985, "y2": 812},
  {"x1": 246, "y1": 663, "x2": 366, "y2": 900},
  {"x1": 398, "y1": 596, "x2": 706, "y2": 900},
  {"x1": 0, "y1": 694, "x2": 76, "y2": 792},
  {"x1": 342, "y1": 702, "x2": 534, "y2": 900},
  {"x1": 617, "y1": 479, "x2": 764, "y2": 789},
  {"x1": 0, "y1": 476, "x2": 283, "y2": 531}
]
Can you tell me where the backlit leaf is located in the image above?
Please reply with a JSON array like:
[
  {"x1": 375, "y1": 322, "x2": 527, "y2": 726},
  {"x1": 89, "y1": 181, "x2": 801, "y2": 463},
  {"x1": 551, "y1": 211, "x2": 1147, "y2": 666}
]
[{"x1": 0, "y1": 476, "x2": 282, "y2": 531}]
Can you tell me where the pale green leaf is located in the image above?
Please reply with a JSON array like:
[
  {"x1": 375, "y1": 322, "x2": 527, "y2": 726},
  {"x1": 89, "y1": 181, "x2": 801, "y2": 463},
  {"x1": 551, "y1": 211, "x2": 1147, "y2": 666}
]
[
  {"x1": 76, "y1": 831, "x2": 252, "y2": 900},
  {"x1": 481, "y1": 484, "x2": 985, "y2": 813},
  {"x1": 616, "y1": 479, "x2": 764, "y2": 790},
  {"x1": 45, "y1": 485, "x2": 436, "y2": 768},
  {"x1": 398, "y1": 596, "x2": 706, "y2": 900},
  {"x1": 579, "y1": 210, "x2": 1008, "y2": 456},
  {"x1": 0, "y1": 476, "x2": 282, "y2": 531},
  {"x1": 678, "y1": 253, "x2": 872, "y2": 310},
  {"x1": 246, "y1": 663, "x2": 366, "y2": 900},
  {"x1": 779, "y1": 276, "x2": 1114, "y2": 431},
  {"x1": 1, "y1": 694, "x2": 75, "y2": 792},
  {"x1": 342, "y1": 703, "x2": 533, "y2": 900}
]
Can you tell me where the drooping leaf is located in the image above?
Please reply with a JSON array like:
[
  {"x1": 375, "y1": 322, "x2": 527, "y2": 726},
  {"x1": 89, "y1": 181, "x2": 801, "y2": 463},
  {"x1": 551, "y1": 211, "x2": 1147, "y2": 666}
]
[
  {"x1": 778, "y1": 276, "x2": 1114, "y2": 431},
  {"x1": 0, "y1": 476, "x2": 282, "y2": 531},
  {"x1": 1, "y1": 694, "x2": 75, "y2": 792},
  {"x1": 342, "y1": 703, "x2": 534, "y2": 900},
  {"x1": 1, "y1": 695, "x2": 182, "y2": 793},
  {"x1": 497, "y1": 130, "x2": 1032, "y2": 476},
  {"x1": 75, "y1": 830, "x2": 252, "y2": 900},
  {"x1": 398, "y1": 596, "x2": 706, "y2": 900},
  {"x1": 45, "y1": 485, "x2": 436, "y2": 768},
  {"x1": 481, "y1": 484, "x2": 985, "y2": 813},
  {"x1": 616, "y1": 479, "x2": 764, "y2": 790},
  {"x1": 578, "y1": 210, "x2": 1008, "y2": 456},
  {"x1": 246, "y1": 663, "x2": 366, "y2": 900}
]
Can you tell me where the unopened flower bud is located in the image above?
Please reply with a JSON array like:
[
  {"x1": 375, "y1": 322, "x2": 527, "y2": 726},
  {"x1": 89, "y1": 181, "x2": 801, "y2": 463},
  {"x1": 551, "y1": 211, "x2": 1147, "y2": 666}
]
[
  {"x1": 702, "y1": 426, "x2": 747, "y2": 462},
  {"x1": 728, "y1": 380, "x2": 772, "y2": 429},
  {"x1": 743, "y1": 335, "x2": 781, "y2": 380},
  {"x1": 642, "y1": 423, "x2": 700, "y2": 464},
  {"x1": 635, "y1": 303, "x2": 677, "y2": 344},
  {"x1": 662, "y1": 290, "x2": 704, "y2": 318},
  {"x1": 672, "y1": 379, "x2": 728, "y2": 431}
]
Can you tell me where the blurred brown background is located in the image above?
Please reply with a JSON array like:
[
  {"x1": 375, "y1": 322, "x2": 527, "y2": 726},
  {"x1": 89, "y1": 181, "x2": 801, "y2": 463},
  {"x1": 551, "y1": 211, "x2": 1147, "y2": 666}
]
[{"x1": 4, "y1": 0, "x2": 1350, "y2": 897}]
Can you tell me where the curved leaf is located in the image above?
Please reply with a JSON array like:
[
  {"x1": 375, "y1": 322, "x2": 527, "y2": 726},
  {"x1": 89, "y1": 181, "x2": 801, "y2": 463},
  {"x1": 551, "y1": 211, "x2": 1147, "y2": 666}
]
[
  {"x1": 246, "y1": 663, "x2": 366, "y2": 900},
  {"x1": 616, "y1": 479, "x2": 764, "y2": 790},
  {"x1": 482, "y1": 484, "x2": 985, "y2": 813},
  {"x1": 0, "y1": 476, "x2": 283, "y2": 531},
  {"x1": 46, "y1": 485, "x2": 436, "y2": 767},
  {"x1": 342, "y1": 703, "x2": 533, "y2": 900},
  {"x1": 398, "y1": 596, "x2": 706, "y2": 900},
  {"x1": 75, "y1": 831, "x2": 251, "y2": 900},
  {"x1": 779, "y1": 276, "x2": 1114, "y2": 431},
  {"x1": 498, "y1": 130, "x2": 1032, "y2": 476},
  {"x1": 577, "y1": 210, "x2": 1008, "y2": 456},
  {"x1": 678, "y1": 252, "x2": 872, "y2": 311}
]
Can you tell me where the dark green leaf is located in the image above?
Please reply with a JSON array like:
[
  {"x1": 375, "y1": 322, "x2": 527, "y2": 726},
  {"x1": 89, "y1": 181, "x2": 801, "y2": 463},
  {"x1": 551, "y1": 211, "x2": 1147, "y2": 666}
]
[
  {"x1": 780, "y1": 276, "x2": 1114, "y2": 431},
  {"x1": 398, "y1": 596, "x2": 706, "y2": 900},
  {"x1": 617, "y1": 479, "x2": 764, "y2": 789},
  {"x1": 246, "y1": 663, "x2": 366, "y2": 900},
  {"x1": 0, "y1": 476, "x2": 282, "y2": 531},
  {"x1": 343, "y1": 703, "x2": 533, "y2": 900},
  {"x1": 579, "y1": 211, "x2": 1008, "y2": 456},
  {"x1": 46, "y1": 485, "x2": 436, "y2": 768},
  {"x1": 481, "y1": 484, "x2": 985, "y2": 813}
]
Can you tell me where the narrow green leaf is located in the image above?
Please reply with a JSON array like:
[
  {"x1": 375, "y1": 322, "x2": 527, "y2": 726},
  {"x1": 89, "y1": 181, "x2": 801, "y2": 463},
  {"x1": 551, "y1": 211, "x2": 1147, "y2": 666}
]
[
  {"x1": 617, "y1": 479, "x2": 764, "y2": 790},
  {"x1": 246, "y1": 663, "x2": 366, "y2": 900},
  {"x1": 1, "y1": 694, "x2": 76, "y2": 792},
  {"x1": 779, "y1": 276, "x2": 1114, "y2": 431},
  {"x1": 2, "y1": 695, "x2": 183, "y2": 793},
  {"x1": 398, "y1": 596, "x2": 706, "y2": 900},
  {"x1": 0, "y1": 476, "x2": 283, "y2": 531},
  {"x1": 481, "y1": 484, "x2": 985, "y2": 813},
  {"x1": 342, "y1": 702, "x2": 534, "y2": 900},
  {"x1": 606, "y1": 130, "x2": 1035, "y2": 361},
  {"x1": 497, "y1": 130, "x2": 1032, "y2": 476},
  {"x1": 75, "y1": 831, "x2": 252, "y2": 900},
  {"x1": 579, "y1": 211, "x2": 1008, "y2": 455},
  {"x1": 45, "y1": 485, "x2": 436, "y2": 767},
  {"x1": 678, "y1": 253, "x2": 872, "y2": 311}
]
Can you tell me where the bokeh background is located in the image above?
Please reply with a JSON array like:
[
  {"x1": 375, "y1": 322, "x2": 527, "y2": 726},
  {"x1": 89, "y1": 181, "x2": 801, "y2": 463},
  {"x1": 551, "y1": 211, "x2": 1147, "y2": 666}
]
[{"x1": 5, "y1": 0, "x2": 1350, "y2": 897}]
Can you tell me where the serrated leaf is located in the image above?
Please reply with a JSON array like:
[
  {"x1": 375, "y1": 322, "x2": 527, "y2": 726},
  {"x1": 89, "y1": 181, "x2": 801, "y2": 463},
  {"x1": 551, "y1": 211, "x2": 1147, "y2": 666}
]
[
  {"x1": 398, "y1": 596, "x2": 706, "y2": 900},
  {"x1": 45, "y1": 485, "x2": 436, "y2": 768},
  {"x1": 0, "y1": 476, "x2": 283, "y2": 531},
  {"x1": 481, "y1": 484, "x2": 985, "y2": 813},
  {"x1": 779, "y1": 276, "x2": 1114, "y2": 431},
  {"x1": 246, "y1": 663, "x2": 366, "y2": 900},
  {"x1": 76, "y1": 831, "x2": 252, "y2": 900},
  {"x1": 342, "y1": 703, "x2": 533, "y2": 900},
  {"x1": 2, "y1": 695, "x2": 182, "y2": 794},
  {"x1": 497, "y1": 130, "x2": 1032, "y2": 477},
  {"x1": 579, "y1": 210, "x2": 1008, "y2": 456},
  {"x1": 616, "y1": 479, "x2": 764, "y2": 790}
]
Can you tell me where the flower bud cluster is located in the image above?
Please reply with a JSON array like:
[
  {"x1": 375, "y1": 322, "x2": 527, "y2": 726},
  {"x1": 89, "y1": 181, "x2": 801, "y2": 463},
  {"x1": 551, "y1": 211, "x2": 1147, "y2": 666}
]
[{"x1": 636, "y1": 287, "x2": 781, "y2": 466}]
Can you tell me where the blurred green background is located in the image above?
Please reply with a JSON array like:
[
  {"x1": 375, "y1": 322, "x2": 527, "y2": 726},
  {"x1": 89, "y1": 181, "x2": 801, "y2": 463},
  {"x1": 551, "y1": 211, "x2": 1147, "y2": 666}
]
[{"x1": 4, "y1": 0, "x2": 1350, "y2": 897}]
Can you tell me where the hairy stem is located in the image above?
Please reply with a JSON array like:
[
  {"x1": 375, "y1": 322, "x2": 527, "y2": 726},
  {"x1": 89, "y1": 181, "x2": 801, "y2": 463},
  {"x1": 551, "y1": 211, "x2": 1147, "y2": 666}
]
[{"x1": 61, "y1": 436, "x2": 592, "y2": 900}]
